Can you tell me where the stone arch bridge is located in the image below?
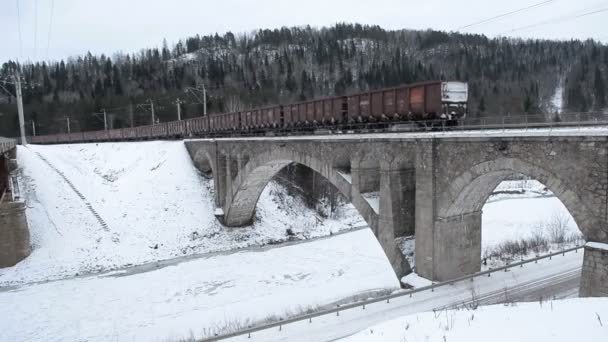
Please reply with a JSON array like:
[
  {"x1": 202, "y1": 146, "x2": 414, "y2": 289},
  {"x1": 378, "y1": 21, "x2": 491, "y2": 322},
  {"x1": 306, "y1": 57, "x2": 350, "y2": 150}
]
[{"x1": 185, "y1": 132, "x2": 608, "y2": 297}]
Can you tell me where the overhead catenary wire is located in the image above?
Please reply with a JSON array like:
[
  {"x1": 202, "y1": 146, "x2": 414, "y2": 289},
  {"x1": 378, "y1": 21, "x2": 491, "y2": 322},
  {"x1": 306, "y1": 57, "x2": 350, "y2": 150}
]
[
  {"x1": 16, "y1": 0, "x2": 23, "y2": 58},
  {"x1": 455, "y1": 0, "x2": 557, "y2": 31},
  {"x1": 46, "y1": 0, "x2": 55, "y2": 60},
  {"x1": 501, "y1": 7, "x2": 608, "y2": 34},
  {"x1": 34, "y1": 0, "x2": 38, "y2": 60}
]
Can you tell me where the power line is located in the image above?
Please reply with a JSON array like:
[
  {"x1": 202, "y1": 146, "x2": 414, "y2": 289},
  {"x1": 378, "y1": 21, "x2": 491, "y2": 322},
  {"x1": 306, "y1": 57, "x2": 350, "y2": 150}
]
[
  {"x1": 501, "y1": 7, "x2": 608, "y2": 34},
  {"x1": 456, "y1": 0, "x2": 556, "y2": 31},
  {"x1": 46, "y1": 0, "x2": 55, "y2": 60},
  {"x1": 16, "y1": 0, "x2": 23, "y2": 58},
  {"x1": 34, "y1": 0, "x2": 38, "y2": 60}
]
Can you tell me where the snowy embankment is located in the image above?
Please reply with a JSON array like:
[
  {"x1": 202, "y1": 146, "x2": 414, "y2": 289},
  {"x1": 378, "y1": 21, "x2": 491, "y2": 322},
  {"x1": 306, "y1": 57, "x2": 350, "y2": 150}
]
[
  {"x1": 0, "y1": 229, "x2": 400, "y2": 342},
  {"x1": 341, "y1": 298, "x2": 608, "y2": 342},
  {"x1": 0, "y1": 142, "x2": 362, "y2": 285}
]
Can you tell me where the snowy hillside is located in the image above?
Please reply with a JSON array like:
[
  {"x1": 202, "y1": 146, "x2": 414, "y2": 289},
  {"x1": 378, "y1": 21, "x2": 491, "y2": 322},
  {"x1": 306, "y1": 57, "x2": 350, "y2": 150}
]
[
  {"x1": 0, "y1": 142, "x2": 362, "y2": 285},
  {"x1": 342, "y1": 298, "x2": 608, "y2": 342}
]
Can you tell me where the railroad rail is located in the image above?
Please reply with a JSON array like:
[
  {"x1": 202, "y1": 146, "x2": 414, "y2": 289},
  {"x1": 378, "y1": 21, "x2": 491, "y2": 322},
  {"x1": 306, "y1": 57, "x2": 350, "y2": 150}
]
[
  {"x1": 28, "y1": 112, "x2": 608, "y2": 145},
  {"x1": 201, "y1": 245, "x2": 584, "y2": 341}
]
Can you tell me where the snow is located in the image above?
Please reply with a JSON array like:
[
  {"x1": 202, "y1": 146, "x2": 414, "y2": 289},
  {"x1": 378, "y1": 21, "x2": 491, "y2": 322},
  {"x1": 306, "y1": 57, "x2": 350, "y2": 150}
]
[
  {"x1": 361, "y1": 192, "x2": 380, "y2": 213},
  {"x1": 341, "y1": 298, "x2": 608, "y2": 342},
  {"x1": 226, "y1": 247, "x2": 584, "y2": 341},
  {"x1": 0, "y1": 229, "x2": 400, "y2": 342},
  {"x1": 551, "y1": 83, "x2": 564, "y2": 114},
  {"x1": 482, "y1": 196, "x2": 579, "y2": 251},
  {"x1": 397, "y1": 236, "x2": 415, "y2": 270},
  {"x1": 0, "y1": 140, "x2": 595, "y2": 341},
  {"x1": 400, "y1": 272, "x2": 433, "y2": 288},
  {"x1": 0, "y1": 142, "x2": 362, "y2": 286},
  {"x1": 186, "y1": 126, "x2": 608, "y2": 143},
  {"x1": 586, "y1": 242, "x2": 608, "y2": 251},
  {"x1": 337, "y1": 170, "x2": 352, "y2": 184}
]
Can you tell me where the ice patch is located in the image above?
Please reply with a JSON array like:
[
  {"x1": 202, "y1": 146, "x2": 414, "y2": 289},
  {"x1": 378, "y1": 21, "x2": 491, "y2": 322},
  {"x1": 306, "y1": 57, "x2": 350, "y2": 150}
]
[{"x1": 401, "y1": 272, "x2": 433, "y2": 288}]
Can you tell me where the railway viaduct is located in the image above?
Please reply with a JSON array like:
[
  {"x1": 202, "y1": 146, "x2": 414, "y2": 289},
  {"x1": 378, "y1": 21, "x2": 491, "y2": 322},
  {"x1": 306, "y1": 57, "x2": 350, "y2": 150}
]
[
  {"x1": 185, "y1": 132, "x2": 608, "y2": 297},
  {"x1": 0, "y1": 138, "x2": 30, "y2": 268}
]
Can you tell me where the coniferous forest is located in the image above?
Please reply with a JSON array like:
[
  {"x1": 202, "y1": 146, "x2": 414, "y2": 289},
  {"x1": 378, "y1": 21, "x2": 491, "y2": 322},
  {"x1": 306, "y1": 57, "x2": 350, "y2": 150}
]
[{"x1": 1, "y1": 23, "x2": 607, "y2": 137}]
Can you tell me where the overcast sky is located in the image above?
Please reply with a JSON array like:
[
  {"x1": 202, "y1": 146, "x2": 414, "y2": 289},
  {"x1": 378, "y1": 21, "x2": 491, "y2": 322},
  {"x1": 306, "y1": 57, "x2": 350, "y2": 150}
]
[{"x1": 2, "y1": 0, "x2": 607, "y2": 63}]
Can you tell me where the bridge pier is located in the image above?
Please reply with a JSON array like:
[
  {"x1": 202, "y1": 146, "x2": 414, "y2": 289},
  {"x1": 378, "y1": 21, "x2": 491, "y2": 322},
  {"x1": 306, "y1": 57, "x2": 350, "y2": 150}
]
[
  {"x1": 377, "y1": 164, "x2": 415, "y2": 277},
  {"x1": 433, "y1": 212, "x2": 482, "y2": 281},
  {"x1": 0, "y1": 149, "x2": 31, "y2": 268},
  {"x1": 580, "y1": 243, "x2": 608, "y2": 297}
]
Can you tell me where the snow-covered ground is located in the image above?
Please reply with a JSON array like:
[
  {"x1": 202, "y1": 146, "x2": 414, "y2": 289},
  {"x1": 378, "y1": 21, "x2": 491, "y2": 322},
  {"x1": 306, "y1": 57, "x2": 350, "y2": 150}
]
[
  {"x1": 0, "y1": 229, "x2": 399, "y2": 342},
  {"x1": 342, "y1": 298, "x2": 608, "y2": 342},
  {"x1": 0, "y1": 141, "x2": 591, "y2": 341},
  {"x1": 0, "y1": 142, "x2": 362, "y2": 285}
]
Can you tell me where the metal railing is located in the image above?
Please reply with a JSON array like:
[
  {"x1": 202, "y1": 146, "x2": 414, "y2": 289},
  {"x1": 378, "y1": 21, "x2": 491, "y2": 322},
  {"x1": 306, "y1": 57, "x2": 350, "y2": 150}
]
[{"x1": 201, "y1": 245, "x2": 584, "y2": 341}]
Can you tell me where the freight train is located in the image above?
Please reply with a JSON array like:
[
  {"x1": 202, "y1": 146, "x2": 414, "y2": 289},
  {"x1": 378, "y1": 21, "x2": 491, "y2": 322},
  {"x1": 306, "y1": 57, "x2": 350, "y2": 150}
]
[{"x1": 29, "y1": 80, "x2": 468, "y2": 144}]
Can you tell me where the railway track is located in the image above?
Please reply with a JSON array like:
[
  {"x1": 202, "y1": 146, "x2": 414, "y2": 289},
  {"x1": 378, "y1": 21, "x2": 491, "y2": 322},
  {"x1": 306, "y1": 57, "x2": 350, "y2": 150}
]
[{"x1": 27, "y1": 106, "x2": 608, "y2": 146}]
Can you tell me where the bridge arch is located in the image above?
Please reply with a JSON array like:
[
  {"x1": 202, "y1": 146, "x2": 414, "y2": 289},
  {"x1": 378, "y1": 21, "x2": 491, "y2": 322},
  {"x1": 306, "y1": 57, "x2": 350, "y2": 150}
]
[
  {"x1": 223, "y1": 148, "x2": 356, "y2": 227},
  {"x1": 438, "y1": 157, "x2": 594, "y2": 240},
  {"x1": 192, "y1": 149, "x2": 215, "y2": 178}
]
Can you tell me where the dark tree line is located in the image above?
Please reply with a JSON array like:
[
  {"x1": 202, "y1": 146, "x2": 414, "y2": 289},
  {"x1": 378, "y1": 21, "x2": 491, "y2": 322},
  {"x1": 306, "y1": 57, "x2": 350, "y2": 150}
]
[{"x1": 1, "y1": 23, "x2": 607, "y2": 137}]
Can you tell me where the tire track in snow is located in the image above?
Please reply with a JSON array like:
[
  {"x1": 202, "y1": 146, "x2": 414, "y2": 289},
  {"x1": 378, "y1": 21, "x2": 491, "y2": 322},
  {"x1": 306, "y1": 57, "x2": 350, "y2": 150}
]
[{"x1": 32, "y1": 150, "x2": 110, "y2": 232}]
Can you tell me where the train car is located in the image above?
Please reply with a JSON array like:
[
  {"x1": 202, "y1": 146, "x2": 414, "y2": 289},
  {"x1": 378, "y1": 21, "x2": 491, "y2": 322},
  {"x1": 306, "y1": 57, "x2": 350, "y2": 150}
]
[
  {"x1": 109, "y1": 128, "x2": 123, "y2": 140},
  {"x1": 282, "y1": 105, "x2": 293, "y2": 128},
  {"x1": 123, "y1": 127, "x2": 137, "y2": 140},
  {"x1": 440, "y1": 81, "x2": 468, "y2": 119},
  {"x1": 29, "y1": 80, "x2": 468, "y2": 144},
  {"x1": 167, "y1": 121, "x2": 185, "y2": 137}
]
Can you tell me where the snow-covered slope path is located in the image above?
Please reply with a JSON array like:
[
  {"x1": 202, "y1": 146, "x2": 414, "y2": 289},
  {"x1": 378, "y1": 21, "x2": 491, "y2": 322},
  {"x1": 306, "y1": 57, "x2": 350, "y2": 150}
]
[
  {"x1": 224, "y1": 250, "x2": 583, "y2": 342},
  {"x1": 0, "y1": 229, "x2": 399, "y2": 342}
]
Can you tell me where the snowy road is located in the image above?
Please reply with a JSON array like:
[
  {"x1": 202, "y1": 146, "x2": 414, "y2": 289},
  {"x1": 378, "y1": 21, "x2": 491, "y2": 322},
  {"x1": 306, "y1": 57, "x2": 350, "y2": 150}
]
[{"x1": 222, "y1": 251, "x2": 583, "y2": 342}]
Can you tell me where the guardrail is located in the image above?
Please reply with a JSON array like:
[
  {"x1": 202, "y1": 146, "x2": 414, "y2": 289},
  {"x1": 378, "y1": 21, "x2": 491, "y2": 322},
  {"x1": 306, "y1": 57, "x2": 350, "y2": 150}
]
[{"x1": 201, "y1": 244, "x2": 584, "y2": 341}]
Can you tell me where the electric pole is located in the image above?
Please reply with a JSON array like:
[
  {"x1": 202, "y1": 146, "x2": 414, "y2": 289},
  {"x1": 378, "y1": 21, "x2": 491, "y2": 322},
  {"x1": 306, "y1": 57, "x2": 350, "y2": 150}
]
[
  {"x1": 103, "y1": 108, "x2": 107, "y2": 130},
  {"x1": 66, "y1": 116, "x2": 71, "y2": 134},
  {"x1": 186, "y1": 86, "x2": 207, "y2": 116},
  {"x1": 14, "y1": 70, "x2": 27, "y2": 145},
  {"x1": 203, "y1": 84, "x2": 207, "y2": 116},
  {"x1": 31, "y1": 120, "x2": 36, "y2": 136},
  {"x1": 174, "y1": 98, "x2": 183, "y2": 121},
  {"x1": 149, "y1": 99, "x2": 155, "y2": 125},
  {"x1": 93, "y1": 109, "x2": 108, "y2": 130}
]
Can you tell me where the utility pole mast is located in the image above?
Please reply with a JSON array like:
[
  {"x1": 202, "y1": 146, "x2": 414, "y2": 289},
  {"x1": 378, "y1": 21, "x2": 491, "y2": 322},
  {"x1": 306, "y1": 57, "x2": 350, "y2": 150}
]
[
  {"x1": 175, "y1": 98, "x2": 183, "y2": 121},
  {"x1": 31, "y1": 120, "x2": 36, "y2": 136},
  {"x1": 14, "y1": 70, "x2": 27, "y2": 145},
  {"x1": 103, "y1": 108, "x2": 107, "y2": 130},
  {"x1": 203, "y1": 84, "x2": 207, "y2": 116},
  {"x1": 186, "y1": 85, "x2": 207, "y2": 117},
  {"x1": 66, "y1": 116, "x2": 71, "y2": 134},
  {"x1": 149, "y1": 99, "x2": 155, "y2": 125}
]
